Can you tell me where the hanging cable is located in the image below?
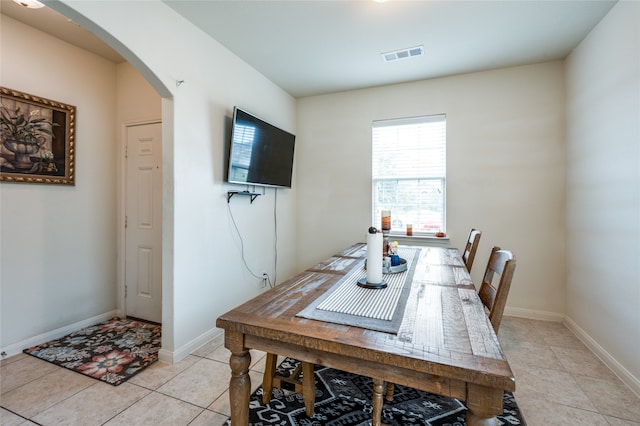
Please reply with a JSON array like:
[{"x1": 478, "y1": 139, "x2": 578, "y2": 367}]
[
  {"x1": 227, "y1": 201, "x2": 266, "y2": 283},
  {"x1": 273, "y1": 188, "x2": 278, "y2": 286}
]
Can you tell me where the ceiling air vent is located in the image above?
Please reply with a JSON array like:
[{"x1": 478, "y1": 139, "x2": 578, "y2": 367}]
[{"x1": 381, "y1": 45, "x2": 424, "y2": 62}]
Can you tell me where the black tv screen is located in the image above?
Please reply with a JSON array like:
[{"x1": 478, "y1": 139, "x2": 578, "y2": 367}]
[{"x1": 227, "y1": 107, "x2": 295, "y2": 188}]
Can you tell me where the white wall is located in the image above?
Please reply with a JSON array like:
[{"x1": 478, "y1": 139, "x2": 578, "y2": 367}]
[
  {"x1": 52, "y1": 0, "x2": 299, "y2": 361},
  {"x1": 116, "y1": 63, "x2": 162, "y2": 123},
  {"x1": 1, "y1": 15, "x2": 119, "y2": 349},
  {"x1": 1, "y1": 1, "x2": 298, "y2": 362},
  {"x1": 565, "y1": 0, "x2": 640, "y2": 392},
  {"x1": 296, "y1": 62, "x2": 566, "y2": 318}
]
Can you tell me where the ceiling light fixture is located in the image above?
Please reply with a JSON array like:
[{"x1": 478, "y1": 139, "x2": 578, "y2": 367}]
[
  {"x1": 381, "y1": 45, "x2": 424, "y2": 62},
  {"x1": 13, "y1": 0, "x2": 45, "y2": 9}
]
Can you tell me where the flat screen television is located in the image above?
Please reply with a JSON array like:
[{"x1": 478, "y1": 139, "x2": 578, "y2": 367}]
[{"x1": 227, "y1": 107, "x2": 296, "y2": 189}]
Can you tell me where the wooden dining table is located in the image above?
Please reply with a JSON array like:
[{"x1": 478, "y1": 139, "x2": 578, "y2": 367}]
[{"x1": 216, "y1": 243, "x2": 515, "y2": 425}]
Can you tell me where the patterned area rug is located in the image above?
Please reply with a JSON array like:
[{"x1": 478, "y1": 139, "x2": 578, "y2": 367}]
[
  {"x1": 225, "y1": 358, "x2": 526, "y2": 425},
  {"x1": 23, "y1": 317, "x2": 161, "y2": 386}
]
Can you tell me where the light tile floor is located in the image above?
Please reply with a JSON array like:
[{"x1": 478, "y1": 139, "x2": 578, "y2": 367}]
[{"x1": 1, "y1": 316, "x2": 639, "y2": 425}]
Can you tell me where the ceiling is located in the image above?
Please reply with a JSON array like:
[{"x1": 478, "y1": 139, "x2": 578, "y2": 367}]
[
  {"x1": 0, "y1": 0, "x2": 125, "y2": 63},
  {"x1": 2, "y1": 0, "x2": 617, "y2": 98}
]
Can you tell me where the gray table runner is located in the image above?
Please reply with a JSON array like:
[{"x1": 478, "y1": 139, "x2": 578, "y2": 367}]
[{"x1": 297, "y1": 247, "x2": 421, "y2": 334}]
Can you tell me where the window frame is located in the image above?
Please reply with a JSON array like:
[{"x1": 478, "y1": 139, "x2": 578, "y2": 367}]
[{"x1": 371, "y1": 114, "x2": 447, "y2": 237}]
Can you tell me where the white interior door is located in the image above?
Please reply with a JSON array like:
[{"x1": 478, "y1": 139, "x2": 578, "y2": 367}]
[{"x1": 125, "y1": 122, "x2": 162, "y2": 323}]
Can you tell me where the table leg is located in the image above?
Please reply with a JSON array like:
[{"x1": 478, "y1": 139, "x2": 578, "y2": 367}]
[
  {"x1": 371, "y1": 378, "x2": 384, "y2": 426},
  {"x1": 301, "y1": 362, "x2": 316, "y2": 417},
  {"x1": 226, "y1": 332, "x2": 251, "y2": 426},
  {"x1": 465, "y1": 383, "x2": 502, "y2": 426},
  {"x1": 262, "y1": 353, "x2": 278, "y2": 404}
]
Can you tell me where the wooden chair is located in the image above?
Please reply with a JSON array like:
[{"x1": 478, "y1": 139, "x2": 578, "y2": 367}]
[
  {"x1": 262, "y1": 354, "x2": 315, "y2": 417},
  {"x1": 461, "y1": 228, "x2": 482, "y2": 272},
  {"x1": 478, "y1": 246, "x2": 516, "y2": 333},
  {"x1": 383, "y1": 245, "x2": 516, "y2": 404}
]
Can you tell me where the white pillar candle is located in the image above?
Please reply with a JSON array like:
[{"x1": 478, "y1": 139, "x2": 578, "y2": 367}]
[{"x1": 366, "y1": 230, "x2": 383, "y2": 284}]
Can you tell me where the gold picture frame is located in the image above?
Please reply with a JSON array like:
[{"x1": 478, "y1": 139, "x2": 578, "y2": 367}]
[{"x1": 0, "y1": 87, "x2": 76, "y2": 185}]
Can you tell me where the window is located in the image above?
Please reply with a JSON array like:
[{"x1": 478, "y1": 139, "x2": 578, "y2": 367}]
[{"x1": 372, "y1": 114, "x2": 446, "y2": 235}]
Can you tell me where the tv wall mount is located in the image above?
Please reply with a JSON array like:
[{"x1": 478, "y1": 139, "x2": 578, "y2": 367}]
[{"x1": 227, "y1": 191, "x2": 261, "y2": 204}]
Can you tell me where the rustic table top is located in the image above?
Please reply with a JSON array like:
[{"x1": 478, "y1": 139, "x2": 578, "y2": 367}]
[{"x1": 216, "y1": 243, "x2": 515, "y2": 396}]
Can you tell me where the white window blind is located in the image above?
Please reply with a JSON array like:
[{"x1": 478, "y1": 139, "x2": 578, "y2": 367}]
[{"x1": 372, "y1": 114, "x2": 446, "y2": 235}]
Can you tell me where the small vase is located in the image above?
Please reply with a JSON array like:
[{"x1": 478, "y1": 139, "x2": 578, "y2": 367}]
[{"x1": 3, "y1": 138, "x2": 42, "y2": 169}]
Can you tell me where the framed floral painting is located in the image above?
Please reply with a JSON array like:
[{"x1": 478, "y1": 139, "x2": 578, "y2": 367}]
[{"x1": 0, "y1": 87, "x2": 76, "y2": 185}]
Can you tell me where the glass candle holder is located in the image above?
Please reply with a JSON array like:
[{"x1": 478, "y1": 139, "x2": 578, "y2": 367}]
[{"x1": 381, "y1": 210, "x2": 391, "y2": 231}]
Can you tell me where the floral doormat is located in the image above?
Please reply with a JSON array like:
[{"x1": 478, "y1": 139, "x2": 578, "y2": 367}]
[
  {"x1": 224, "y1": 358, "x2": 526, "y2": 425},
  {"x1": 23, "y1": 317, "x2": 161, "y2": 386}
]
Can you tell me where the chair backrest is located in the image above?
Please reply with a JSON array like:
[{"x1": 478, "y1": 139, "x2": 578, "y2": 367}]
[
  {"x1": 461, "y1": 228, "x2": 482, "y2": 272},
  {"x1": 478, "y1": 246, "x2": 516, "y2": 333}
]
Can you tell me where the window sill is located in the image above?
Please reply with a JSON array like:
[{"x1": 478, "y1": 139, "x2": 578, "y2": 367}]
[{"x1": 386, "y1": 233, "x2": 450, "y2": 245}]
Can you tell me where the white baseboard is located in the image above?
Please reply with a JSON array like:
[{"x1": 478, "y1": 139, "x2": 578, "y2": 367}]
[
  {"x1": 564, "y1": 316, "x2": 640, "y2": 399},
  {"x1": 1, "y1": 312, "x2": 223, "y2": 367},
  {"x1": 157, "y1": 348, "x2": 174, "y2": 364},
  {"x1": 505, "y1": 308, "x2": 640, "y2": 398},
  {"x1": 504, "y1": 306, "x2": 565, "y2": 322},
  {"x1": 158, "y1": 327, "x2": 224, "y2": 364},
  {"x1": 0, "y1": 310, "x2": 121, "y2": 359}
]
